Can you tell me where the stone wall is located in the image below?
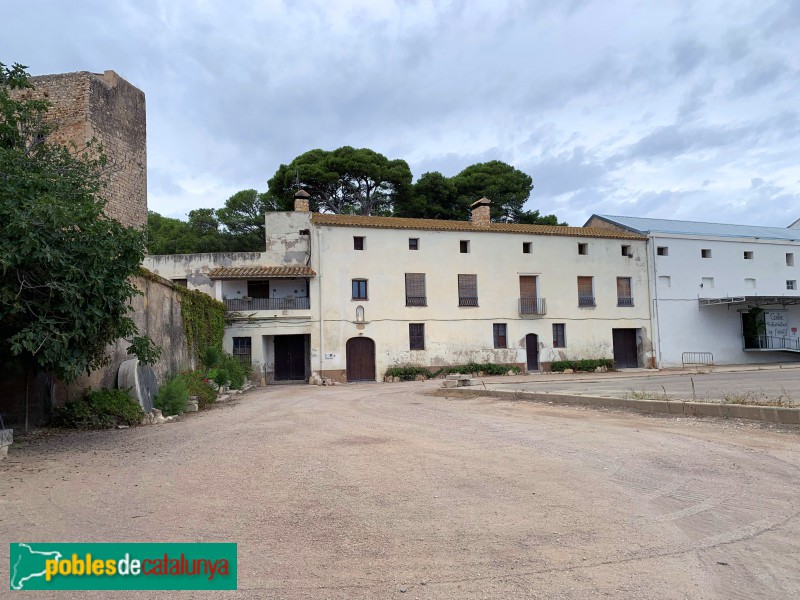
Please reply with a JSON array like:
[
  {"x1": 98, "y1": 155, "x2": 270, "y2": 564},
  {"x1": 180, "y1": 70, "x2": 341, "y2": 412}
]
[
  {"x1": 19, "y1": 70, "x2": 147, "y2": 229},
  {"x1": 0, "y1": 275, "x2": 193, "y2": 427}
]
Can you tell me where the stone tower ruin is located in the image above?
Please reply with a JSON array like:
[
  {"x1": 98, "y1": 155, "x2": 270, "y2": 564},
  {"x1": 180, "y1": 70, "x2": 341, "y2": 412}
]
[{"x1": 25, "y1": 70, "x2": 147, "y2": 228}]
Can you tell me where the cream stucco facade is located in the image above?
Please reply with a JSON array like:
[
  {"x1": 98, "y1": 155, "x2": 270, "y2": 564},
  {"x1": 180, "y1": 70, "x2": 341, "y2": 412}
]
[{"x1": 145, "y1": 202, "x2": 654, "y2": 383}]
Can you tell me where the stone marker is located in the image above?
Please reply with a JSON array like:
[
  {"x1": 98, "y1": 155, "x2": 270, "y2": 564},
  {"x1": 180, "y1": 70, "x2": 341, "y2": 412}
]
[
  {"x1": 117, "y1": 358, "x2": 158, "y2": 413},
  {"x1": 0, "y1": 428, "x2": 12, "y2": 461}
]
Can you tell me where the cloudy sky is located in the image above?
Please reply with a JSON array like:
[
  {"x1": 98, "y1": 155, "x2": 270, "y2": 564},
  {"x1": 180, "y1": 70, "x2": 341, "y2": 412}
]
[{"x1": 3, "y1": 0, "x2": 799, "y2": 226}]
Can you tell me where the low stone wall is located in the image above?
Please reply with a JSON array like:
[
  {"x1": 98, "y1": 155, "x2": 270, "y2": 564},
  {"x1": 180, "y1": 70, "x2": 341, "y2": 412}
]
[{"x1": 436, "y1": 388, "x2": 800, "y2": 425}]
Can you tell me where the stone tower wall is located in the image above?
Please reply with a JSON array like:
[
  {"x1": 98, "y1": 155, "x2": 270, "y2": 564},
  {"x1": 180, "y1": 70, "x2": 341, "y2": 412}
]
[{"x1": 25, "y1": 70, "x2": 147, "y2": 228}]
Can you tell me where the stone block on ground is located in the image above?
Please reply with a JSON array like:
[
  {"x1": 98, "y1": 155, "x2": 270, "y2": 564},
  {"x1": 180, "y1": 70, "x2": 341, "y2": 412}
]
[
  {"x1": 442, "y1": 380, "x2": 459, "y2": 388},
  {"x1": 0, "y1": 428, "x2": 12, "y2": 461},
  {"x1": 117, "y1": 358, "x2": 158, "y2": 413},
  {"x1": 186, "y1": 398, "x2": 199, "y2": 413}
]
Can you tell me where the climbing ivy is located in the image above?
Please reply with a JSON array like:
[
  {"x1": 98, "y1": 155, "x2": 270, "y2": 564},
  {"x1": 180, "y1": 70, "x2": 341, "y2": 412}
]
[{"x1": 176, "y1": 287, "x2": 225, "y2": 360}]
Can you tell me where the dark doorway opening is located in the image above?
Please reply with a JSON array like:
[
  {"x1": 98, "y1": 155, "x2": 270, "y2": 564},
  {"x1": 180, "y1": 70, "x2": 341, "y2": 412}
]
[
  {"x1": 274, "y1": 335, "x2": 307, "y2": 381},
  {"x1": 346, "y1": 337, "x2": 376, "y2": 382},
  {"x1": 525, "y1": 333, "x2": 539, "y2": 371},
  {"x1": 612, "y1": 328, "x2": 639, "y2": 368}
]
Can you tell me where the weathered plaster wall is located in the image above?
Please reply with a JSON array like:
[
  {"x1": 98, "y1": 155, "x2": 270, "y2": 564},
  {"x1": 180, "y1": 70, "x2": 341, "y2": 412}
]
[
  {"x1": 67, "y1": 274, "x2": 193, "y2": 397},
  {"x1": 143, "y1": 252, "x2": 264, "y2": 297},
  {"x1": 263, "y1": 212, "x2": 312, "y2": 265}
]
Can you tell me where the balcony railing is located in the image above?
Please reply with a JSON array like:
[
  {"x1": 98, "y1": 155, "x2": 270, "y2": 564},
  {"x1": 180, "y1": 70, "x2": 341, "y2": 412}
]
[
  {"x1": 754, "y1": 335, "x2": 800, "y2": 351},
  {"x1": 459, "y1": 296, "x2": 479, "y2": 307},
  {"x1": 578, "y1": 295, "x2": 596, "y2": 307},
  {"x1": 224, "y1": 297, "x2": 310, "y2": 311},
  {"x1": 406, "y1": 296, "x2": 427, "y2": 307},
  {"x1": 519, "y1": 297, "x2": 547, "y2": 315},
  {"x1": 617, "y1": 296, "x2": 634, "y2": 307}
]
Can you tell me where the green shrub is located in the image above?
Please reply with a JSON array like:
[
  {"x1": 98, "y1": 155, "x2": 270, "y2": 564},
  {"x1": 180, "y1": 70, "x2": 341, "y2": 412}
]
[
  {"x1": 200, "y1": 346, "x2": 223, "y2": 370},
  {"x1": 551, "y1": 359, "x2": 614, "y2": 373},
  {"x1": 53, "y1": 389, "x2": 144, "y2": 430},
  {"x1": 385, "y1": 363, "x2": 521, "y2": 381},
  {"x1": 211, "y1": 368, "x2": 230, "y2": 388},
  {"x1": 154, "y1": 375, "x2": 189, "y2": 416},
  {"x1": 221, "y1": 353, "x2": 251, "y2": 389},
  {"x1": 178, "y1": 370, "x2": 216, "y2": 410},
  {"x1": 385, "y1": 366, "x2": 432, "y2": 381}
]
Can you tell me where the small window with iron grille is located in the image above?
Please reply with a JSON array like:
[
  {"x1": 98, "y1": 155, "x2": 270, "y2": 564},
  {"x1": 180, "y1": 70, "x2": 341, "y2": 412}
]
[
  {"x1": 460, "y1": 240, "x2": 470, "y2": 253},
  {"x1": 409, "y1": 238, "x2": 419, "y2": 250},
  {"x1": 578, "y1": 243, "x2": 588, "y2": 255},
  {"x1": 458, "y1": 274, "x2": 478, "y2": 306},
  {"x1": 616, "y1": 277, "x2": 633, "y2": 306},
  {"x1": 354, "y1": 236, "x2": 365, "y2": 250},
  {"x1": 577, "y1": 276, "x2": 595, "y2": 307},
  {"x1": 352, "y1": 279, "x2": 368, "y2": 300},
  {"x1": 493, "y1": 324, "x2": 507, "y2": 349},
  {"x1": 552, "y1": 324, "x2": 566, "y2": 348},
  {"x1": 232, "y1": 337, "x2": 252, "y2": 365},
  {"x1": 409, "y1": 323, "x2": 425, "y2": 350},
  {"x1": 405, "y1": 273, "x2": 426, "y2": 306}
]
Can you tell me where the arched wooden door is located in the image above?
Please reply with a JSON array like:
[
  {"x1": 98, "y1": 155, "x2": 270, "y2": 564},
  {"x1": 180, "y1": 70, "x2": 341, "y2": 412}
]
[
  {"x1": 346, "y1": 337, "x2": 376, "y2": 382},
  {"x1": 525, "y1": 334, "x2": 539, "y2": 371}
]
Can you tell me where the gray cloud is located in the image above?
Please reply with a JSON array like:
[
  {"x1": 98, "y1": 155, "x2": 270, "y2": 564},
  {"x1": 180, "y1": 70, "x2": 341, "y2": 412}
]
[{"x1": 2, "y1": 0, "x2": 798, "y2": 226}]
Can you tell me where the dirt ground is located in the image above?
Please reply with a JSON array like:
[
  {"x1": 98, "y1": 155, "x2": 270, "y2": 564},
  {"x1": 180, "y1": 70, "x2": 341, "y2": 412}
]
[{"x1": 2, "y1": 380, "x2": 800, "y2": 599}]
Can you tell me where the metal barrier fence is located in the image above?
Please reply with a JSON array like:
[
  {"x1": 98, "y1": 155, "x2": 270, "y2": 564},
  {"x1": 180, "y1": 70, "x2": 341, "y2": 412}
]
[{"x1": 682, "y1": 352, "x2": 715, "y2": 368}]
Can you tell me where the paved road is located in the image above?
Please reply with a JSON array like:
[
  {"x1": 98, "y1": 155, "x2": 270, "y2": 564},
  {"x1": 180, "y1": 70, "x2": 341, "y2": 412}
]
[
  {"x1": 486, "y1": 367, "x2": 800, "y2": 404},
  {"x1": 2, "y1": 381, "x2": 799, "y2": 598}
]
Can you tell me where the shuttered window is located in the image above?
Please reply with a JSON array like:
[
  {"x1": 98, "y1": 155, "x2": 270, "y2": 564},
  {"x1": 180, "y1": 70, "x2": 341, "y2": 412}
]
[
  {"x1": 552, "y1": 324, "x2": 566, "y2": 348},
  {"x1": 616, "y1": 277, "x2": 633, "y2": 306},
  {"x1": 493, "y1": 324, "x2": 507, "y2": 348},
  {"x1": 519, "y1": 276, "x2": 537, "y2": 298},
  {"x1": 577, "y1": 276, "x2": 595, "y2": 307},
  {"x1": 409, "y1": 323, "x2": 425, "y2": 350},
  {"x1": 405, "y1": 273, "x2": 426, "y2": 306},
  {"x1": 458, "y1": 274, "x2": 478, "y2": 306}
]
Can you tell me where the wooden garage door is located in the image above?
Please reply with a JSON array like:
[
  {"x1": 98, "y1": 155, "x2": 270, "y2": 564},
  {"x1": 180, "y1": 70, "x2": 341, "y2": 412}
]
[
  {"x1": 346, "y1": 337, "x2": 376, "y2": 382},
  {"x1": 612, "y1": 328, "x2": 638, "y2": 368}
]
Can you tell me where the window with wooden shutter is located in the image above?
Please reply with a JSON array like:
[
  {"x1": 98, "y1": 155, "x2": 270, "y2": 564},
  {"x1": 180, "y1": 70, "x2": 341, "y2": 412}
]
[
  {"x1": 552, "y1": 324, "x2": 566, "y2": 348},
  {"x1": 616, "y1": 277, "x2": 633, "y2": 306},
  {"x1": 577, "y1": 276, "x2": 595, "y2": 307},
  {"x1": 519, "y1": 275, "x2": 542, "y2": 314},
  {"x1": 409, "y1": 323, "x2": 425, "y2": 350},
  {"x1": 458, "y1": 274, "x2": 478, "y2": 306},
  {"x1": 405, "y1": 273, "x2": 426, "y2": 306},
  {"x1": 493, "y1": 323, "x2": 507, "y2": 348}
]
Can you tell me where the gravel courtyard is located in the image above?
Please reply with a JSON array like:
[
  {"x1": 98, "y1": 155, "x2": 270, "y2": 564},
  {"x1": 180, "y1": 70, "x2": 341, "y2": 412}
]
[{"x1": 2, "y1": 380, "x2": 799, "y2": 599}]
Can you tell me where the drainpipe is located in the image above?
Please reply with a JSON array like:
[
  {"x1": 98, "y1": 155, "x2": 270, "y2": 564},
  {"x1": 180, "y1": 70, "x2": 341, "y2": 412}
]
[
  {"x1": 316, "y1": 224, "x2": 324, "y2": 376},
  {"x1": 650, "y1": 235, "x2": 663, "y2": 368}
]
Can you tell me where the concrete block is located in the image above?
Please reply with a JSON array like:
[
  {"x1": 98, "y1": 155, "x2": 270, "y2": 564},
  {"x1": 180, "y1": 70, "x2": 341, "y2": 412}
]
[
  {"x1": 441, "y1": 380, "x2": 458, "y2": 388},
  {"x1": 446, "y1": 374, "x2": 471, "y2": 381},
  {"x1": 775, "y1": 408, "x2": 800, "y2": 425}
]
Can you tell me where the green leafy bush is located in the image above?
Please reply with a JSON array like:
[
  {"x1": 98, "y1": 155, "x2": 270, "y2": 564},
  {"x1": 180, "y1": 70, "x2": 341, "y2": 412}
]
[
  {"x1": 200, "y1": 346, "x2": 223, "y2": 370},
  {"x1": 551, "y1": 359, "x2": 614, "y2": 372},
  {"x1": 154, "y1": 375, "x2": 189, "y2": 416},
  {"x1": 385, "y1": 366, "x2": 433, "y2": 381},
  {"x1": 221, "y1": 353, "x2": 251, "y2": 390},
  {"x1": 178, "y1": 370, "x2": 216, "y2": 410},
  {"x1": 53, "y1": 389, "x2": 144, "y2": 429},
  {"x1": 385, "y1": 362, "x2": 521, "y2": 381},
  {"x1": 211, "y1": 368, "x2": 230, "y2": 388}
]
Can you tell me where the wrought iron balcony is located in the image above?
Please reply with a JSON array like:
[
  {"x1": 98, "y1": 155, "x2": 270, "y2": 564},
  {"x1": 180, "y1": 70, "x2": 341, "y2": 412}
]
[
  {"x1": 459, "y1": 296, "x2": 479, "y2": 307},
  {"x1": 519, "y1": 297, "x2": 547, "y2": 315},
  {"x1": 578, "y1": 295, "x2": 596, "y2": 307},
  {"x1": 224, "y1": 297, "x2": 310, "y2": 311},
  {"x1": 406, "y1": 296, "x2": 427, "y2": 307},
  {"x1": 617, "y1": 296, "x2": 634, "y2": 307}
]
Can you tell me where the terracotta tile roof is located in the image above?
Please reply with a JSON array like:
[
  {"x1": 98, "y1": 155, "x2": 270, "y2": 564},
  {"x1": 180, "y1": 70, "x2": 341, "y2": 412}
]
[
  {"x1": 208, "y1": 266, "x2": 316, "y2": 279},
  {"x1": 311, "y1": 213, "x2": 645, "y2": 239}
]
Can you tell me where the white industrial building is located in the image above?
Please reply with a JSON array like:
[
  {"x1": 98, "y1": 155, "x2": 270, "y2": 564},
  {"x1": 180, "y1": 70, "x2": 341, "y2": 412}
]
[{"x1": 586, "y1": 215, "x2": 800, "y2": 367}]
